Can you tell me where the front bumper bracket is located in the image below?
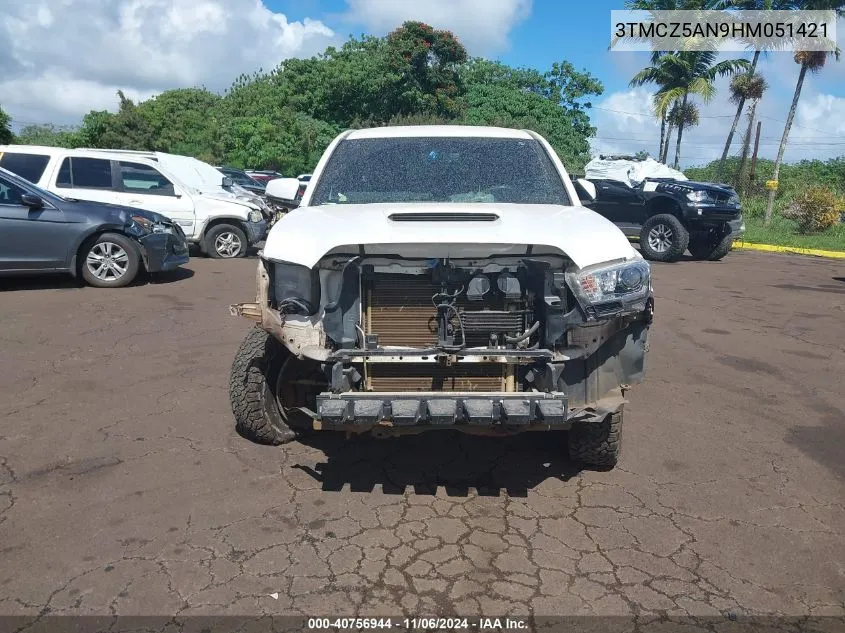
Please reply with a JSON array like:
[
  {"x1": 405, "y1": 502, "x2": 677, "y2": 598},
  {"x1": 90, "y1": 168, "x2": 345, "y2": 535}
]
[{"x1": 316, "y1": 392, "x2": 569, "y2": 427}]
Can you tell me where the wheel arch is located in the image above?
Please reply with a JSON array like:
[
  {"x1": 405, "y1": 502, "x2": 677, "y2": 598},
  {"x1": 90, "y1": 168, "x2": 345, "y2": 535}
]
[
  {"x1": 198, "y1": 216, "x2": 250, "y2": 241},
  {"x1": 645, "y1": 195, "x2": 684, "y2": 221}
]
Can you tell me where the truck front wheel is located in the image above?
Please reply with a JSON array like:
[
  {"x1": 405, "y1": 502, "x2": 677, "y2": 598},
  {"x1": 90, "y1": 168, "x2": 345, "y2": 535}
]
[
  {"x1": 229, "y1": 327, "x2": 318, "y2": 445},
  {"x1": 688, "y1": 230, "x2": 734, "y2": 261},
  {"x1": 568, "y1": 409, "x2": 623, "y2": 468},
  {"x1": 639, "y1": 214, "x2": 689, "y2": 262}
]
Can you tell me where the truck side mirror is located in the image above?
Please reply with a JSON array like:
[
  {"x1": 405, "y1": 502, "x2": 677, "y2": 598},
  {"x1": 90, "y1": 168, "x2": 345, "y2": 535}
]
[
  {"x1": 575, "y1": 178, "x2": 597, "y2": 202},
  {"x1": 265, "y1": 178, "x2": 302, "y2": 204}
]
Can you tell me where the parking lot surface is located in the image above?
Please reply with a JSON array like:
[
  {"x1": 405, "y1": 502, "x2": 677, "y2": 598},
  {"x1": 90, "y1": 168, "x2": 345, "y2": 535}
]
[{"x1": 0, "y1": 251, "x2": 843, "y2": 625}]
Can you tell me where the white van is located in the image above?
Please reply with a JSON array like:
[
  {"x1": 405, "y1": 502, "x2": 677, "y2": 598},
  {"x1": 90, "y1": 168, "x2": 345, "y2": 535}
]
[{"x1": 0, "y1": 146, "x2": 268, "y2": 258}]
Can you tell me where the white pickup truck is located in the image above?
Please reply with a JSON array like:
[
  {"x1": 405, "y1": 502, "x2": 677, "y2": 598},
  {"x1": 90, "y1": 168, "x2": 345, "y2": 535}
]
[
  {"x1": 0, "y1": 146, "x2": 268, "y2": 259},
  {"x1": 229, "y1": 126, "x2": 654, "y2": 468}
]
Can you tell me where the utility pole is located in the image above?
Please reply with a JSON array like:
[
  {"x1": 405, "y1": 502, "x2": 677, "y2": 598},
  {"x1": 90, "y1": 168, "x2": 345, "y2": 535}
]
[{"x1": 749, "y1": 120, "x2": 762, "y2": 185}]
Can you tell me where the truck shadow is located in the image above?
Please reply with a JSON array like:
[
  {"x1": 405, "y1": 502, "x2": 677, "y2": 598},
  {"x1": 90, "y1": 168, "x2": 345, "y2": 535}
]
[{"x1": 292, "y1": 431, "x2": 587, "y2": 497}]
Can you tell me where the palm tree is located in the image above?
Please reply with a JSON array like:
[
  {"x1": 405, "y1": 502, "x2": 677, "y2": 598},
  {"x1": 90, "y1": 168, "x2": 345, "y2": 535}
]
[
  {"x1": 763, "y1": 50, "x2": 836, "y2": 224},
  {"x1": 730, "y1": 72, "x2": 767, "y2": 190},
  {"x1": 629, "y1": 52, "x2": 676, "y2": 160},
  {"x1": 763, "y1": 0, "x2": 844, "y2": 224},
  {"x1": 714, "y1": 0, "x2": 800, "y2": 181},
  {"x1": 669, "y1": 101, "x2": 701, "y2": 155},
  {"x1": 652, "y1": 51, "x2": 750, "y2": 168}
]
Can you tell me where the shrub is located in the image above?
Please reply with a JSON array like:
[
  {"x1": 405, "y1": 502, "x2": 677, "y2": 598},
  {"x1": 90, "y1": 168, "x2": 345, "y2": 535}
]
[{"x1": 782, "y1": 186, "x2": 844, "y2": 234}]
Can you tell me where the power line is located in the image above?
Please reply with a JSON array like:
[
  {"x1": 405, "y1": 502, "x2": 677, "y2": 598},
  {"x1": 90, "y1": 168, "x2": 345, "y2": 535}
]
[{"x1": 592, "y1": 106, "x2": 736, "y2": 119}]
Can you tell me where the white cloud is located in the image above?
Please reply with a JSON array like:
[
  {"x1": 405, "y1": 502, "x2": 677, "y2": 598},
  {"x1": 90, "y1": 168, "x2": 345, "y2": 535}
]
[
  {"x1": 0, "y1": 0, "x2": 338, "y2": 127},
  {"x1": 795, "y1": 93, "x2": 845, "y2": 136},
  {"x1": 342, "y1": 0, "x2": 531, "y2": 56}
]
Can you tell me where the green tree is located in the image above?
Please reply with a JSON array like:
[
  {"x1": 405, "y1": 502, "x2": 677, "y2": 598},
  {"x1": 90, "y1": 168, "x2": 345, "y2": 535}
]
[
  {"x1": 136, "y1": 88, "x2": 220, "y2": 158},
  {"x1": 15, "y1": 124, "x2": 80, "y2": 147},
  {"x1": 0, "y1": 106, "x2": 13, "y2": 144},
  {"x1": 385, "y1": 21, "x2": 468, "y2": 119},
  {"x1": 48, "y1": 21, "x2": 601, "y2": 175},
  {"x1": 458, "y1": 59, "x2": 603, "y2": 169},
  {"x1": 81, "y1": 91, "x2": 156, "y2": 150}
]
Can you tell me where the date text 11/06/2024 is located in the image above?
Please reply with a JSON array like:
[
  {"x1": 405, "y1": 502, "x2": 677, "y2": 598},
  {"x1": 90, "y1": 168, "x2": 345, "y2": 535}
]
[{"x1": 307, "y1": 617, "x2": 530, "y2": 630}]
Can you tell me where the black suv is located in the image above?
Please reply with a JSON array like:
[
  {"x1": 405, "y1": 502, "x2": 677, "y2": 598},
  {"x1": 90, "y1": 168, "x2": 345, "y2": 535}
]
[{"x1": 579, "y1": 177, "x2": 745, "y2": 262}]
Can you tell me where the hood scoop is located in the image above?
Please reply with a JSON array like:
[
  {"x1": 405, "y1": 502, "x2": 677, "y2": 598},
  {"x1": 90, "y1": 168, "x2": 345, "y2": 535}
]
[{"x1": 388, "y1": 212, "x2": 499, "y2": 222}]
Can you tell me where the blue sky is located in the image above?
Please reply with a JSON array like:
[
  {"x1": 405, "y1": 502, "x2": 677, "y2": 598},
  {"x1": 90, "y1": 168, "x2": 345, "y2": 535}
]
[{"x1": 3, "y1": 0, "x2": 844, "y2": 166}]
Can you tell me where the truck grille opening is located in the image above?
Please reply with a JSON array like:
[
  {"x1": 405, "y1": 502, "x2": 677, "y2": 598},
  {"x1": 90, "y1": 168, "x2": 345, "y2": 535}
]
[
  {"x1": 367, "y1": 274, "x2": 524, "y2": 348},
  {"x1": 367, "y1": 363, "x2": 505, "y2": 392}
]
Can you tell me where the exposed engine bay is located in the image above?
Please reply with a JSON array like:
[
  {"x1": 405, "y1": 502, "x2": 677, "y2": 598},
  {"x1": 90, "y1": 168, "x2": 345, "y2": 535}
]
[{"x1": 230, "y1": 250, "x2": 653, "y2": 431}]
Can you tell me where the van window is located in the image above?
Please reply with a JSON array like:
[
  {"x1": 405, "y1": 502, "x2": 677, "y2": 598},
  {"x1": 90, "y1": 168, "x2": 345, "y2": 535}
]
[
  {"x1": 56, "y1": 157, "x2": 113, "y2": 190},
  {"x1": 118, "y1": 161, "x2": 176, "y2": 196},
  {"x1": 0, "y1": 152, "x2": 51, "y2": 183}
]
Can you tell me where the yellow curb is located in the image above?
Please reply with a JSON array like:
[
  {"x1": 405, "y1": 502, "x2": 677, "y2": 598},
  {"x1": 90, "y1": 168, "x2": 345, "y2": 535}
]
[
  {"x1": 628, "y1": 236, "x2": 845, "y2": 259},
  {"x1": 733, "y1": 240, "x2": 845, "y2": 259}
]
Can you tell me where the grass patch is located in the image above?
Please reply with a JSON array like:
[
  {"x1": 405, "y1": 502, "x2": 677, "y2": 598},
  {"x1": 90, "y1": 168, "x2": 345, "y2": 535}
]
[{"x1": 741, "y1": 208, "x2": 845, "y2": 252}]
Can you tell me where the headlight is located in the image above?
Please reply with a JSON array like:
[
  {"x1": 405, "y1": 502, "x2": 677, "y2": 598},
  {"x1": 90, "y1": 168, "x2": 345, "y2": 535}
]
[
  {"x1": 567, "y1": 260, "x2": 650, "y2": 306},
  {"x1": 687, "y1": 190, "x2": 716, "y2": 204},
  {"x1": 248, "y1": 209, "x2": 263, "y2": 223},
  {"x1": 272, "y1": 261, "x2": 320, "y2": 315},
  {"x1": 128, "y1": 214, "x2": 170, "y2": 235}
]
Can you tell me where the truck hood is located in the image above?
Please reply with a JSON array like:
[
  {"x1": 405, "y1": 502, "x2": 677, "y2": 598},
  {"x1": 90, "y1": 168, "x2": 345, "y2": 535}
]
[{"x1": 262, "y1": 203, "x2": 639, "y2": 270}]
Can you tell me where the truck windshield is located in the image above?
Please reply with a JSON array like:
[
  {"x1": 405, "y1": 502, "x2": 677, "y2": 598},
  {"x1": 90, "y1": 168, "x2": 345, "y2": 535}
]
[{"x1": 309, "y1": 137, "x2": 571, "y2": 206}]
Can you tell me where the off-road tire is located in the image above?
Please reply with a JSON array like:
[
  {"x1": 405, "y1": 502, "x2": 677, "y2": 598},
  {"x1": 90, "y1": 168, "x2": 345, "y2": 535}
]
[
  {"x1": 568, "y1": 409, "x2": 623, "y2": 468},
  {"x1": 688, "y1": 232, "x2": 734, "y2": 261},
  {"x1": 80, "y1": 232, "x2": 140, "y2": 288},
  {"x1": 205, "y1": 223, "x2": 248, "y2": 259},
  {"x1": 229, "y1": 327, "x2": 299, "y2": 445},
  {"x1": 639, "y1": 214, "x2": 689, "y2": 262}
]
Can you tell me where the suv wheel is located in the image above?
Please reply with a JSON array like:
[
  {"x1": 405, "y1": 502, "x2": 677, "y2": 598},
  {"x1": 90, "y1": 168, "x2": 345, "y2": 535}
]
[
  {"x1": 640, "y1": 214, "x2": 689, "y2": 262},
  {"x1": 568, "y1": 409, "x2": 623, "y2": 468},
  {"x1": 230, "y1": 327, "x2": 321, "y2": 445},
  {"x1": 205, "y1": 224, "x2": 247, "y2": 259},
  {"x1": 80, "y1": 233, "x2": 140, "y2": 288},
  {"x1": 689, "y1": 231, "x2": 734, "y2": 261}
]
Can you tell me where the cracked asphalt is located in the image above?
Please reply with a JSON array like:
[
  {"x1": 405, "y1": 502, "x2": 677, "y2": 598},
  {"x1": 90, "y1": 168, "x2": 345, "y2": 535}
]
[{"x1": 0, "y1": 250, "x2": 843, "y2": 629}]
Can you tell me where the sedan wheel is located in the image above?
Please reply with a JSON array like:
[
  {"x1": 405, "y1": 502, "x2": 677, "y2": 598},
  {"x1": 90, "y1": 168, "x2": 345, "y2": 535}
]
[
  {"x1": 86, "y1": 241, "x2": 130, "y2": 282},
  {"x1": 80, "y1": 233, "x2": 140, "y2": 288}
]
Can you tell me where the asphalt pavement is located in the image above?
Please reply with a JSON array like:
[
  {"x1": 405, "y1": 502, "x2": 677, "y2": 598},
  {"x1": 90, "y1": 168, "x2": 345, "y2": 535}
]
[{"x1": 0, "y1": 250, "x2": 843, "y2": 630}]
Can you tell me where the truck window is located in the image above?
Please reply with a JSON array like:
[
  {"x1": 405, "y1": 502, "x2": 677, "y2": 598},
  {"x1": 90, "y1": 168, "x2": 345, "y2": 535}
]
[
  {"x1": 56, "y1": 157, "x2": 113, "y2": 190},
  {"x1": 309, "y1": 137, "x2": 571, "y2": 206},
  {"x1": 0, "y1": 152, "x2": 51, "y2": 183},
  {"x1": 118, "y1": 161, "x2": 176, "y2": 196}
]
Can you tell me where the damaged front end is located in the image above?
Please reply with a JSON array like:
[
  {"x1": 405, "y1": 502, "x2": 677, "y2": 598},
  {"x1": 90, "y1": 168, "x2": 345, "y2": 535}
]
[{"x1": 231, "y1": 248, "x2": 653, "y2": 436}]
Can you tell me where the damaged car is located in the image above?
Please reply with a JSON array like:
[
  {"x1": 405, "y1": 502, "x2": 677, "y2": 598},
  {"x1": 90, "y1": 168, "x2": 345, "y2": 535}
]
[
  {"x1": 0, "y1": 166, "x2": 189, "y2": 288},
  {"x1": 228, "y1": 126, "x2": 654, "y2": 468}
]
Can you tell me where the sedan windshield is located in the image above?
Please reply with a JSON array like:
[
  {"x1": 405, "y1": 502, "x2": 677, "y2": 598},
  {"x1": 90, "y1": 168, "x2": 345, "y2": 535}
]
[{"x1": 309, "y1": 137, "x2": 571, "y2": 206}]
